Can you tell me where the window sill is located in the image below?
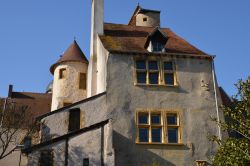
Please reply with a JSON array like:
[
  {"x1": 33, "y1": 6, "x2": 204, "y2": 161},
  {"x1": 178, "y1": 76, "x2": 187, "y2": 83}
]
[
  {"x1": 136, "y1": 142, "x2": 185, "y2": 146},
  {"x1": 134, "y1": 83, "x2": 179, "y2": 87}
]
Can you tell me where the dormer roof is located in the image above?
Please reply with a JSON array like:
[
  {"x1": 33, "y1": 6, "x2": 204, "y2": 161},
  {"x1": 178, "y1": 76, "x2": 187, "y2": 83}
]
[
  {"x1": 50, "y1": 40, "x2": 88, "y2": 74},
  {"x1": 144, "y1": 27, "x2": 168, "y2": 49}
]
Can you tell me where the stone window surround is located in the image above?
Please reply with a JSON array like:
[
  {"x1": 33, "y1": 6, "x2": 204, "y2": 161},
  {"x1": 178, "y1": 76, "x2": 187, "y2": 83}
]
[
  {"x1": 135, "y1": 109, "x2": 182, "y2": 145},
  {"x1": 133, "y1": 56, "x2": 178, "y2": 87}
]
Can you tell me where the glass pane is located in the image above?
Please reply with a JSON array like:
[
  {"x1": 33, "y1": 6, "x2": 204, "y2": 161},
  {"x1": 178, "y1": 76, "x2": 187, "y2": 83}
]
[
  {"x1": 137, "y1": 72, "x2": 146, "y2": 84},
  {"x1": 153, "y1": 42, "x2": 163, "y2": 52},
  {"x1": 136, "y1": 60, "x2": 146, "y2": 69},
  {"x1": 168, "y1": 128, "x2": 178, "y2": 143},
  {"x1": 139, "y1": 128, "x2": 149, "y2": 142},
  {"x1": 164, "y1": 62, "x2": 173, "y2": 70},
  {"x1": 149, "y1": 72, "x2": 159, "y2": 84},
  {"x1": 152, "y1": 128, "x2": 162, "y2": 143},
  {"x1": 138, "y1": 114, "x2": 148, "y2": 124},
  {"x1": 148, "y1": 61, "x2": 158, "y2": 70},
  {"x1": 151, "y1": 114, "x2": 161, "y2": 124},
  {"x1": 164, "y1": 73, "x2": 174, "y2": 85},
  {"x1": 167, "y1": 114, "x2": 177, "y2": 125}
]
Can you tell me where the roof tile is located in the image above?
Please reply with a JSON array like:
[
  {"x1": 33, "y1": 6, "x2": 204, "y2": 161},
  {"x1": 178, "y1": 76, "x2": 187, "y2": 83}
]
[{"x1": 100, "y1": 23, "x2": 208, "y2": 56}]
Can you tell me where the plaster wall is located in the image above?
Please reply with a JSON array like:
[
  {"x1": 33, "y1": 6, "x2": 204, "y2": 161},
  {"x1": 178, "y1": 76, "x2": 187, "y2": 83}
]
[
  {"x1": 68, "y1": 128, "x2": 102, "y2": 166},
  {"x1": 27, "y1": 142, "x2": 66, "y2": 166},
  {"x1": 51, "y1": 62, "x2": 88, "y2": 111},
  {"x1": 41, "y1": 93, "x2": 107, "y2": 140},
  {"x1": 27, "y1": 121, "x2": 114, "y2": 166},
  {"x1": 0, "y1": 129, "x2": 29, "y2": 166},
  {"x1": 96, "y1": 36, "x2": 109, "y2": 94},
  {"x1": 88, "y1": 0, "x2": 104, "y2": 97},
  {"x1": 67, "y1": 122, "x2": 114, "y2": 166},
  {"x1": 136, "y1": 12, "x2": 160, "y2": 27},
  {"x1": 105, "y1": 54, "x2": 224, "y2": 166}
]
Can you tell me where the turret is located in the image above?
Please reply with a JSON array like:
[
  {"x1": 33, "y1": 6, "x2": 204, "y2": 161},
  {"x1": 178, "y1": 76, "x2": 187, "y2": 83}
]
[
  {"x1": 50, "y1": 40, "x2": 88, "y2": 111},
  {"x1": 128, "y1": 5, "x2": 161, "y2": 27}
]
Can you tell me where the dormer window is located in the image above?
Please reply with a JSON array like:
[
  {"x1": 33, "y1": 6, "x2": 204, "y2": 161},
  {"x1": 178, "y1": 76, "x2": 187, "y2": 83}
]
[
  {"x1": 152, "y1": 41, "x2": 164, "y2": 52},
  {"x1": 145, "y1": 27, "x2": 168, "y2": 53}
]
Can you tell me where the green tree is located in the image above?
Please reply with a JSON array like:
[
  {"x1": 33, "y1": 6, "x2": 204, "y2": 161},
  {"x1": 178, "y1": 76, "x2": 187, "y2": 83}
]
[{"x1": 211, "y1": 79, "x2": 250, "y2": 166}]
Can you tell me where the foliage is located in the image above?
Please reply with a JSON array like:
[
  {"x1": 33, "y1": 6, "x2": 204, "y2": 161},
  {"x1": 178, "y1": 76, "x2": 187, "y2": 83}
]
[
  {"x1": 0, "y1": 100, "x2": 40, "y2": 160},
  {"x1": 210, "y1": 79, "x2": 250, "y2": 166}
]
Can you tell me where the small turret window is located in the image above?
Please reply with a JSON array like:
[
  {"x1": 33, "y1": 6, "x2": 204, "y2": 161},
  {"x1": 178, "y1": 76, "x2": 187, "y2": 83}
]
[
  {"x1": 79, "y1": 73, "x2": 87, "y2": 90},
  {"x1": 59, "y1": 68, "x2": 66, "y2": 79}
]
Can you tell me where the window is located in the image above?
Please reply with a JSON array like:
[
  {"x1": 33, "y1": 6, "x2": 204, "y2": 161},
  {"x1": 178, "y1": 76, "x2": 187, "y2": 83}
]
[
  {"x1": 136, "y1": 110, "x2": 180, "y2": 144},
  {"x1": 135, "y1": 59, "x2": 176, "y2": 86},
  {"x1": 196, "y1": 160, "x2": 207, "y2": 166},
  {"x1": 68, "y1": 108, "x2": 80, "y2": 132},
  {"x1": 152, "y1": 42, "x2": 164, "y2": 52},
  {"x1": 136, "y1": 60, "x2": 147, "y2": 84},
  {"x1": 59, "y1": 68, "x2": 66, "y2": 79},
  {"x1": 164, "y1": 62, "x2": 175, "y2": 85},
  {"x1": 23, "y1": 137, "x2": 31, "y2": 149},
  {"x1": 143, "y1": 17, "x2": 147, "y2": 22},
  {"x1": 39, "y1": 150, "x2": 53, "y2": 166},
  {"x1": 167, "y1": 113, "x2": 179, "y2": 143},
  {"x1": 83, "y1": 158, "x2": 89, "y2": 166},
  {"x1": 79, "y1": 73, "x2": 87, "y2": 90}
]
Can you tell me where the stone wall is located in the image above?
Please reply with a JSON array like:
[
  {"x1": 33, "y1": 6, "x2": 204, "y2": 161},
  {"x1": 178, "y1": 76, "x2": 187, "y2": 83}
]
[
  {"x1": 105, "y1": 53, "x2": 224, "y2": 166},
  {"x1": 26, "y1": 120, "x2": 114, "y2": 166},
  {"x1": 41, "y1": 93, "x2": 107, "y2": 140},
  {"x1": 136, "y1": 12, "x2": 160, "y2": 27},
  {"x1": 51, "y1": 61, "x2": 88, "y2": 111}
]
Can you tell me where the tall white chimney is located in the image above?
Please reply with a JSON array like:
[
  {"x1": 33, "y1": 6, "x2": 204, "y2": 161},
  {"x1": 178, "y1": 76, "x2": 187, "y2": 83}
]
[{"x1": 87, "y1": 0, "x2": 104, "y2": 97}]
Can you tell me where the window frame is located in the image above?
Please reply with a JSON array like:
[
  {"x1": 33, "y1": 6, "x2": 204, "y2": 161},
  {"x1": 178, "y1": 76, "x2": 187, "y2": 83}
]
[
  {"x1": 136, "y1": 109, "x2": 182, "y2": 145},
  {"x1": 134, "y1": 57, "x2": 177, "y2": 86}
]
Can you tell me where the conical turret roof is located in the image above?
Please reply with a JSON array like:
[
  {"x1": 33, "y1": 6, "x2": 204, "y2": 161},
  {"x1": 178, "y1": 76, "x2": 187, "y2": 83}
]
[{"x1": 50, "y1": 40, "x2": 88, "y2": 74}]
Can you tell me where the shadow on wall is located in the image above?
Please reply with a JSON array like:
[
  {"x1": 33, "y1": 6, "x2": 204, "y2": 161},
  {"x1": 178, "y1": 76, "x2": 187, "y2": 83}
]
[
  {"x1": 69, "y1": 146, "x2": 101, "y2": 166},
  {"x1": 27, "y1": 144, "x2": 66, "y2": 166},
  {"x1": 113, "y1": 131, "x2": 190, "y2": 166}
]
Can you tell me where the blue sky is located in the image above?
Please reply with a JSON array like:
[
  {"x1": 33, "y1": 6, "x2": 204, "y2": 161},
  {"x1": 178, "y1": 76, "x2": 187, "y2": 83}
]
[{"x1": 0, "y1": 0, "x2": 249, "y2": 97}]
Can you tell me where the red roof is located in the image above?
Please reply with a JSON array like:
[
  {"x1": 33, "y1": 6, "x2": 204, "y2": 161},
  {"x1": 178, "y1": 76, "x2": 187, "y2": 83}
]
[
  {"x1": 0, "y1": 92, "x2": 52, "y2": 128},
  {"x1": 50, "y1": 40, "x2": 88, "y2": 74},
  {"x1": 99, "y1": 23, "x2": 208, "y2": 56}
]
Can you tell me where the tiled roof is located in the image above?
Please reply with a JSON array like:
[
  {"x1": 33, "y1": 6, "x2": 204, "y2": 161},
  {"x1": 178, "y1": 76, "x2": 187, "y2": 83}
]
[
  {"x1": 50, "y1": 40, "x2": 88, "y2": 74},
  {"x1": 0, "y1": 92, "x2": 52, "y2": 128},
  {"x1": 99, "y1": 23, "x2": 209, "y2": 57}
]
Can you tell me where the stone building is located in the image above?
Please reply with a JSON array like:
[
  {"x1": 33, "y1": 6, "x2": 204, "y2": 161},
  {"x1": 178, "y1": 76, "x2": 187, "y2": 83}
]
[
  {"x1": 1, "y1": 0, "x2": 229, "y2": 166},
  {"x1": 0, "y1": 85, "x2": 51, "y2": 166}
]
